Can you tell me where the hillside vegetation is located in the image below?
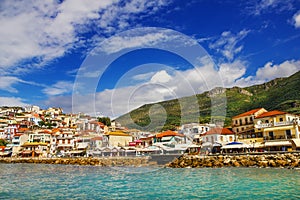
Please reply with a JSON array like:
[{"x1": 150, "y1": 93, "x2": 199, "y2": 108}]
[{"x1": 116, "y1": 71, "x2": 300, "y2": 131}]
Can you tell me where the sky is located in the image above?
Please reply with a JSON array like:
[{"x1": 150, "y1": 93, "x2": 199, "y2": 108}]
[{"x1": 0, "y1": 0, "x2": 300, "y2": 118}]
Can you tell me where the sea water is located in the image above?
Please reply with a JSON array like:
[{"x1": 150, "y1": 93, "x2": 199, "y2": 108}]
[{"x1": 0, "y1": 163, "x2": 299, "y2": 199}]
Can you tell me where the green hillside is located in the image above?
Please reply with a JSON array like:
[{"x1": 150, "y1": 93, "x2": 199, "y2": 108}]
[{"x1": 116, "y1": 71, "x2": 300, "y2": 131}]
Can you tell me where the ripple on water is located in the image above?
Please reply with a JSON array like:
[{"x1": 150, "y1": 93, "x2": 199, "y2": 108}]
[{"x1": 0, "y1": 164, "x2": 300, "y2": 199}]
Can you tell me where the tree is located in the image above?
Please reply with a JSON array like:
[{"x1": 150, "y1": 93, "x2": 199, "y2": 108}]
[
  {"x1": 38, "y1": 121, "x2": 46, "y2": 127},
  {"x1": 0, "y1": 139, "x2": 8, "y2": 146},
  {"x1": 98, "y1": 117, "x2": 111, "y2": 126}
]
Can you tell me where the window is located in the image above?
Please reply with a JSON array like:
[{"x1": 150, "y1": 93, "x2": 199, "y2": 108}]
[
  {"x1": 236, "y1": 128, "x2": 239, "y2": 132},
  {"x1": 245, "y1": 118, "x2": 248, "y2": 124},
  {"x1": 235, "y1": 120, "x2": 238, "y2": 125},
  {"x1": 279, "y1": 118, "x2": 283, "y2": 122},
  {"x1": 220, "y1": 136, "x2": 223, "y2": 142},
  {"x1": 258, "y1": 132, "x2": 263, "y2": 138},
  {"x1": 269, "y1": 131, "x2": 274, "y2": 140},
  {"x1": 229, "y1": 136, "x2": 233, "y2": 142},
  {"x1": 266, "y1": 120, "x2": 269, "y2": 123},
  {"x1": 286, "y1": 130, "x2": 292, "y2": 139},
  {"x1": 239, "y1": 119, "x2": 242, "y2": 125}
]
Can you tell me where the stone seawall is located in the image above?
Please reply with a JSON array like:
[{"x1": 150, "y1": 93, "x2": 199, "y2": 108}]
[
  {"x1": 166, "y1": 153, "x2": 300, "y2": 168},
  {"x1": 0, "y1": 157, "x2": 154, "y2": 167}
]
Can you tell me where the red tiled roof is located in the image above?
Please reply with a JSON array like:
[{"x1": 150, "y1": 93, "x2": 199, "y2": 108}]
[
  {"x1": 232, "y1": 108, "x2": 264, "y2": 119},
  {"x1": 91, "y1": 136, "x2": 103, "y2": 141},
  {"x1": 204, "y1": 128, "x2": 234, "y2": 135},
  {"x1": 256, "y1": 110, "x2": 286, "y2": 118},
  {"x1": 18, "y1": 128, "x2": 29, "y2": 132},
  {"x1": 155, "y1": 130, "x2": 184, "y2": 138}
]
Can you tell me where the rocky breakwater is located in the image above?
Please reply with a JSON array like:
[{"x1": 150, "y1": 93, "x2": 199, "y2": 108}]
[
  {"x1": 0, "y1": 157, "x2": 153, "y2": 167},
  {"x1": 166, "y1": 153, "x2": 300, "y2": 168}
]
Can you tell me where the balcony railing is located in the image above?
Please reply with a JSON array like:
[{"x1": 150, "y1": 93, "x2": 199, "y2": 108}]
[{"x1": 255, "y1": 121, "x2": 293, "y2": 129}]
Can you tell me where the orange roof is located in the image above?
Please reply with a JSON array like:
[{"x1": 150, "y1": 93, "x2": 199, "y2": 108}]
[
  {"x1": 232, "y1": 108, "x2": 264, "y2": 119},
  {"x1": 91, "y1": 136, "x2": 103, "y2": 141},
  {"x1": 155, "y1": 130, "x2": 184, "y2": 138},
  {"x1": 14, "y1": 133, "x2": 23, "y2": 137},
  {"x1": 106, "y1": 131, "x2": 131, "y2": 136},
  {"x1": 204, "y1": 128, "x2": 234, "y2": 135},
  {"x1": 52, "y1": 128, "x2": 61, "y2": 133},
  {"x1": 256, "y1": 110, "x2": 287, "y2": 119},
  {"x1": 18, "y1": 128, "x2": 29, "y2": 132}
]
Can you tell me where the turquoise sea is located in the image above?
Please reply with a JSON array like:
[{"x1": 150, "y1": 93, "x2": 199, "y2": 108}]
[{"x1": 0, "y1": 163, "x2": 299, "y2": 199}]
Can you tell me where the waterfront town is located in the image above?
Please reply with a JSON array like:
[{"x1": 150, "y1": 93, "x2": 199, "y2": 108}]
[{"x1": 0, "y1": 105, "x2": 300, "y2": 159}]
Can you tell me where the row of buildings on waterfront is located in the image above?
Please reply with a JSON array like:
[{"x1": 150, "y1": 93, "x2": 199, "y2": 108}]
[{"x1": 0, "y1": 105, "x2": 300, "y2": 157}]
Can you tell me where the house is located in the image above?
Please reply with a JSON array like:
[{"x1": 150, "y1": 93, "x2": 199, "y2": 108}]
[
  {"x1": 153, "y1": 130, "x2": 186, "y2": 144},
  {"x1": 254, "y1": 110, "x2": 298, "y2": 151},
  {"x1": 179, "y1": 123, "x2": 211, "y2": 143},
  {"x1": 4, "y1": 123, "x2": 20, "y2": 141},
  {"x1": 104, "y1": 131, "x2": 133, "y2": 147},
  {"x1": 232, "y1": 108, "x2": 267, "y2": 141},
  {"x1": 20, "y1": 132, "x2": 51, "y2": 157},
  {"x1": 151, "y1": 130, "x2": 188, "y2": 152},
  {"x1": 90, "y1": 136, "x2": 103, "y2": 150},
  {"x1": 55, "y1": 130, "x2": 75, "y2": 155},
  {"x1": 201, "y1": 127, "x2": 235, "y2": 153},
  {"x1": 8, "y1": 133, "x2": 29, "y2": 156}
]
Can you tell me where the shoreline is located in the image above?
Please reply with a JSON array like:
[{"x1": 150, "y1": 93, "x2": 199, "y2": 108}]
[
  {"x1": 0, "y1": 156, "x2": 155, "y2": 167},
  {"x1": 166, "y1": 152, "x2": 300, "y2": 168},
  {"x1": 1, "y1": 152, "x2": 300, "y2": 169}
]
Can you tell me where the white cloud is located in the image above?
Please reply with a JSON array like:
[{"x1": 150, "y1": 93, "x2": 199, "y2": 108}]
[
  {"x1": 255, "y1": 60, "x2": 300, "y2": 81},
  {"x1": 0, "y1": 76, "x2": 44, "y2": 93},
  {"x1": 209, "y1": 30, "x2": 250, "y2": 61},
  {"x1": 97, "y1": 29, "x2": 177, "y2": 54},
  {"x1": 219, "y1": 60, "x2": 247, "y2": 87},
  {"x1": 44, "y1": 59, "x2": 300, "y2": 117},
  {"x1": 132, "y1": 72, "x2": 156, "y2": 81},
  {"x1": 0, "y1": 97, "x2": 28, "y2": 107},
  {"x1": 249, "y1": 0, "x2": 295, "y2": 16},
  {"x1": 0, "y1": 0, "x2": 170, "y2": 73},
  {"x1": 0, "y1": 76, "x2": 22, "y2": 93},
  {"x1": 293, "y1": 11, "x2": 300, "y2": 28},
  {"x1": 150, "y1": 70, "x2": 172, "y2": 83},
  {"x1": 42, "y1": 81, "x2": 74, "y2": 96},
  {"x1": 235, "y1": 60, "x2": 300, "y2": 87}
]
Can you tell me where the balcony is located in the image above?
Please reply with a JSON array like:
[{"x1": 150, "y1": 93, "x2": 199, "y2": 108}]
[
  {"x1": 57, "y1": 143, "x2": 74, "y2": 147},
  {"x1": 255, "y1": 121, "x2": 293, "y2": 129}
]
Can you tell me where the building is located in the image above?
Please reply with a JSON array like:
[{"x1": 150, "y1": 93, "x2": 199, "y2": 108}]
[
  {"x1": 232, "y1": 108, "x2": 267, "y2": 141},
  {"x1": 201, "y1": 127, "x2": 235, "y2": 153},
  {"x1": 104, "y1": 131, "x2": 133, "y2": 147},
  {"x1": 254, "y1": 110, "x2": 299, "y2": 151}
]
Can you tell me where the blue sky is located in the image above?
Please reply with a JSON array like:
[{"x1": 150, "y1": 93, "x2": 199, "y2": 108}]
[{"x1": 0, "y1": 0, "x2": 300, "y2": 118}]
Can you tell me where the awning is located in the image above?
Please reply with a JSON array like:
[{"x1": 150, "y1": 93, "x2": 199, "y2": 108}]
[
  {"x1": 202, "y1": 142, "x2": 212, "y2": 147},
  {"x1": 291, "y1": 139, "x2": 300, "y2": 147},
  {"x1": 76, "y1": 143, "x2": 88, "y2": 149},
  {"x1": 221, "y1": 143, "x2": 249, "y2": 149},
  {"x1": 193, "y1": 134, "x2": 200, "y2": 139},
  {"x1": 264, "y1": 141, "x2": 292, "y2": 147},
  {"x1": 263, "y1": 126, "x2": 293, "y2": 132},
  {"x1": 161, "y1": 136, "x2": 173, "y2": 141},
  {"x1": 66, "y1": 150, "x2": 84, "y2": 154},
  {"x1": 213, "y1": 143, "x2": 222, "y2": 147}
]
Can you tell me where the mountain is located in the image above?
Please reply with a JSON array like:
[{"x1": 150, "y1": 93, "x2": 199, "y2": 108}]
[{"x1": 116, "y1": 71, "x2": 300, "y2": 131}]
